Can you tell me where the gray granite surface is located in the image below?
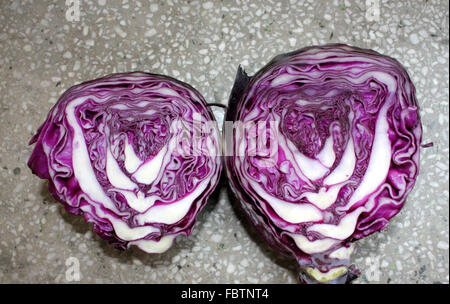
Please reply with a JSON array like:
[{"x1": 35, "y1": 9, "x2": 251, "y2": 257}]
[{"x1": 0, "y1": 0, "x2": 448, "y2": 283}]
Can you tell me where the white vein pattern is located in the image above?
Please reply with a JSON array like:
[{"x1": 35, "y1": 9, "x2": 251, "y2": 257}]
[
  {"x1": 29, "y1": 72, "x2": 222, "y2": 253},
  {"x1": 227, "y1": 45, "x2": 422, "y2": 281}
]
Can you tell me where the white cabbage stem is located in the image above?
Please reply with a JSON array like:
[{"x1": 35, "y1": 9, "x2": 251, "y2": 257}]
[{"x1": 300, "y1": 243, "x2": 356, "y2": 284}]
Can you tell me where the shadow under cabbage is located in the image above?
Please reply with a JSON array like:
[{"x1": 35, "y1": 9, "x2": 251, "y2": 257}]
[
  {"x1": 225, "y1": 184, "x2": 298, "y2": 281},
  {"x1": 38, "y1": 174, "x2": 223, "y2": 272}
]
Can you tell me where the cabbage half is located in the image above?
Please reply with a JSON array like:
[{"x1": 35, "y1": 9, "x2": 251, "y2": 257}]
[
  {"x1": 28, "y1": 72, "x2": 222, "y2": 253},
  {"x1": 224, "y1": 44, "x2": 422, "y2": 283}
]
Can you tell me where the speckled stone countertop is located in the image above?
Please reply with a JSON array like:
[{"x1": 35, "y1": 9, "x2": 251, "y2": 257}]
[{"x1": 0, "y1": 0, "x2": 448, "y2": 284}]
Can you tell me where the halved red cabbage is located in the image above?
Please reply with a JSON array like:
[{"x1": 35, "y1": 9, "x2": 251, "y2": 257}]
[
  {"x1": 224, "y1": 44, "x2": 422, "y2": 283},
  {"x1": 28, "y1": 72, "x2": 222, "y2": 253}
]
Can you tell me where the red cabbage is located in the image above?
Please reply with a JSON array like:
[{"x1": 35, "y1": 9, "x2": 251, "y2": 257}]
[
  {"x1": 28, "y1": 72, "x2": 222, "y2": 253},
  {"x1": 224, "y1": 44, "x2": 422, "y2": 283}
]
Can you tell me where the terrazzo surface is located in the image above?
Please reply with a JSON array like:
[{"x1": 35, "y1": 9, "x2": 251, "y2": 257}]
[{"x1": 0, "y1": 0, "x2": 448, "y2": 284}]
